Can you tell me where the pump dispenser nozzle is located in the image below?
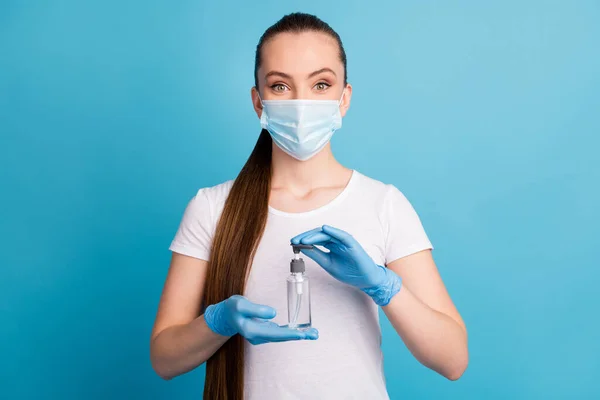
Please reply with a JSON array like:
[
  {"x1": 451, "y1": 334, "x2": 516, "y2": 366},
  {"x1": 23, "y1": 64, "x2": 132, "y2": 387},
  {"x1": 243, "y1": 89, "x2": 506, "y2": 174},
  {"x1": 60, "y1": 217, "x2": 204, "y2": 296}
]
[
  {"x1": 292, "y1": 244, "x2": 314, "y2": 253},
  {"x1": 290, "y1": 244, "x2": 313, "y2": 272}
]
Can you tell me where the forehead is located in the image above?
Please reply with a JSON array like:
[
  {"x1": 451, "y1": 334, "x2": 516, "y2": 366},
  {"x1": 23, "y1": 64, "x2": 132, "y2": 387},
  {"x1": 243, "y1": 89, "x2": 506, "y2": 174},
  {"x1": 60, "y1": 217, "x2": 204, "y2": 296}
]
[{"x1": 259, "y1": 31, "x2": 342, "y2": 76}]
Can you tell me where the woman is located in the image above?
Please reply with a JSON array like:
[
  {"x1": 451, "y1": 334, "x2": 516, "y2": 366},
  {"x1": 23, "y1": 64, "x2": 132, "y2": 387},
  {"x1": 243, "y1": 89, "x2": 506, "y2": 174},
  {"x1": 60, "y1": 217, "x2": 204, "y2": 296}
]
[{"x1": 150, "y1": 12, "x2": 468, "y2": 400}]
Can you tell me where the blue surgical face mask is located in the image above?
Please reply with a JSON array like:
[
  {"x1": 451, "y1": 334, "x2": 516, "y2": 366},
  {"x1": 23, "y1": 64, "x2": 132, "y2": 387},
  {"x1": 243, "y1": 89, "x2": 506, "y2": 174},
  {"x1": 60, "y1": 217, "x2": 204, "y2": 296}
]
[{"x1": 259, "y1": 92, "x2": 345, "y2": 161}]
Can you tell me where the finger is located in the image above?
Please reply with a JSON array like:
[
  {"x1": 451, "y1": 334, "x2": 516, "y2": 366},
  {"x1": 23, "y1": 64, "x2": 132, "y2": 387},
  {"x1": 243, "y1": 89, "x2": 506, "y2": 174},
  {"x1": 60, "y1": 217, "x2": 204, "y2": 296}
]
[
  {"x1": 300, "y1": 245, "x2": 331, "y2": 268},
  {"x1": 299, "y1": 232, "x2": 344, "y2": 247},
  {"x1": 291, "y1": 227, "x2": 323, "y2": 245},
  {"x1": 248, "y1": 338, "x2": 267, "y2": 346},
  {"x1": 300, "y1": 233, "x2": 345, "y2": 255},
  {"x1": 321, "y1": 225, "x2": 357, "y2": 248},
  {"x1": 236, "y1": 298, "x2": 277, "y2": 319},
  {"x1": 302, "y1": 328, "x2": 319, "y2": 340},
  {"x1": 252, "y1": 321, "x2": 318, "y2": 342}
]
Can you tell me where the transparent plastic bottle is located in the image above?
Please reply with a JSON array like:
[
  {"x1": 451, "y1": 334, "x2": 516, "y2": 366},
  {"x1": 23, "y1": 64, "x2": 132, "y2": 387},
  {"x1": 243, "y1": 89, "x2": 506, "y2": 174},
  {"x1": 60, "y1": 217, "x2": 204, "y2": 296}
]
[{"x1": 287, "y1": 245, "x2": 312, "y2": 329}]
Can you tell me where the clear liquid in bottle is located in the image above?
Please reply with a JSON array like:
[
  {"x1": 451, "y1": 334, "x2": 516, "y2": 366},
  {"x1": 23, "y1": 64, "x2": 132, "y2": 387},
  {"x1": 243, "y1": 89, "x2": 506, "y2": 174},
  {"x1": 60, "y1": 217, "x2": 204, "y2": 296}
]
[{"x1": 287, "y1": 273, "x2": 311, "y2": 329}]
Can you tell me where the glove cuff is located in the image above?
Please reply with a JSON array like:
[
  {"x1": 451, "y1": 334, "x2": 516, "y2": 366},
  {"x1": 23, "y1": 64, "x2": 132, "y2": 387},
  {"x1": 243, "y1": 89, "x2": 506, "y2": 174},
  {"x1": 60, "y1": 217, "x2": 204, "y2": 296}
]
[
  {"x1": 204, "y1": 301, "x2": 237, "y2": 337},
  {"x1": 361, "y1": 266, "x2": 402, "y2": 307}
]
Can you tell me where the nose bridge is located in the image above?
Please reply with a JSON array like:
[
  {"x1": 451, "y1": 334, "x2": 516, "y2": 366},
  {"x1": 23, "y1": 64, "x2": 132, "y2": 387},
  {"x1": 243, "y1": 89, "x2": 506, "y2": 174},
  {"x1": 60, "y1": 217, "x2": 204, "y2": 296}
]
[{"x1": 292, "y1": 86, "x2": 310, "y2": 100}]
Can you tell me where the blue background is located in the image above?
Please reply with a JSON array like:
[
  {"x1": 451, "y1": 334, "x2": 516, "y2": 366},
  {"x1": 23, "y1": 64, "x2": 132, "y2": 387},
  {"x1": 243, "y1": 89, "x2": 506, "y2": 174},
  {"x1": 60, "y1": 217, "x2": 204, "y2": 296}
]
[{"x1": 2, "y1": 1, "x2": 599, "y2": 399}]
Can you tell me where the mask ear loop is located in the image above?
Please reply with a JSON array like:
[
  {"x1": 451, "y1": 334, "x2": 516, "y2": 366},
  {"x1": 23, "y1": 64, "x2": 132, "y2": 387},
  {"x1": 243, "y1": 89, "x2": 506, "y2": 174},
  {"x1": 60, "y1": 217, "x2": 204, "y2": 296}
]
[
  {"x1": 338, "y1": 89, "x2": 345, "y2": 106},
  {"x1": 257, "y1": 89, "x2": 265, "y2": 108},
  {"x1": 257, "y1": 90, "x2": 267, "y2": 126}
]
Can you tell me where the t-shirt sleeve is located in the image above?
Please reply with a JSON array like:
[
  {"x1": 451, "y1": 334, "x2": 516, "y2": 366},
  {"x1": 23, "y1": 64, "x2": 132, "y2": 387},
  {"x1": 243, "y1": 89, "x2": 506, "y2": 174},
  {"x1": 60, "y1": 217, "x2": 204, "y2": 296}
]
[
  {"x1": 382, "y1": 185, "x2": 433, "y2": 264},
  {"x1": 168, "y1": 188, "x2": 214, "y2": 261}
]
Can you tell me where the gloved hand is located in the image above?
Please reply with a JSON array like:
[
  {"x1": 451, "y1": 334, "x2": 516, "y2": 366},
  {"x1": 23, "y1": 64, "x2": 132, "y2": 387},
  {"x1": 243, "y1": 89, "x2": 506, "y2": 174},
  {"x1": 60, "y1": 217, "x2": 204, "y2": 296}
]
[
  {"x1": 291, "y1": 225, "x2": 402, "y2": 307},
  {"x1": 204, "y1": 295, "x2": 319, "y2": 345}
]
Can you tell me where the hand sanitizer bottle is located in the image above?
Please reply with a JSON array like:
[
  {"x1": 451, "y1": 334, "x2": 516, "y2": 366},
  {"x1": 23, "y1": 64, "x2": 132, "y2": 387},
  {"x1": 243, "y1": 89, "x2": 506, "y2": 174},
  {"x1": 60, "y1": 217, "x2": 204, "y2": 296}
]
[{"x1": 288, "y1": 244, "x2": 312, "y2": 329}]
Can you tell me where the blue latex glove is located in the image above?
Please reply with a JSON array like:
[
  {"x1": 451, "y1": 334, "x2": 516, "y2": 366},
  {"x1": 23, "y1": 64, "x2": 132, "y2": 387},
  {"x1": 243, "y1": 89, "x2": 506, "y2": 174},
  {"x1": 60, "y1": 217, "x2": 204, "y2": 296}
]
[
  {"x1": 291, "y1": 225, "x2": 402, "y2": 306},
  {"x1": 204, "y1": 295, "x2": 319, "y2": 345}
]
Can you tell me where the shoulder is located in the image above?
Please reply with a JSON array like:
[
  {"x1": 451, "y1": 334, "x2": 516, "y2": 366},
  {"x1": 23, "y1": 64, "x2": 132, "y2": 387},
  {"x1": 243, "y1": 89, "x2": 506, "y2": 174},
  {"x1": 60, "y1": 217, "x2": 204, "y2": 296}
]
[
  {"x1": 185, "y1": 179, "x2": 234, "y2": 221},
  {"x1": 354, "y1": 171, "x2": 431, "y2": 253},
  {"x1": 195, "y1": 179, "x2": 234, "y2": 205},
  {"x1": 351, "y1": 171, "x2": 422, "y2": 228},
  {"x1": 352, "y1": 170, "x2": 407, "y2": 205}
]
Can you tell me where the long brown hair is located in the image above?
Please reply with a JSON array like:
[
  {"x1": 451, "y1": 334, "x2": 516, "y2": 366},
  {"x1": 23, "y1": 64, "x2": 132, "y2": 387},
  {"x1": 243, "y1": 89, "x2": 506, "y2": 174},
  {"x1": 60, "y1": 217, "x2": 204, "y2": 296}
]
[{"x1": 201, "y1": 12, "x2": 348, "y2": 400}]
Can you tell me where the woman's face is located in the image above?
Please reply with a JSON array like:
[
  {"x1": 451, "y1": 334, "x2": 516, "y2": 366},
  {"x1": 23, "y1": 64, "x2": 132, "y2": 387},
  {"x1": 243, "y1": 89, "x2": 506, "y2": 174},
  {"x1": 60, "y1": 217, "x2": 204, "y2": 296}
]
[{"x1": 252, "y1": 31, "x2": 352, "y2": 118}]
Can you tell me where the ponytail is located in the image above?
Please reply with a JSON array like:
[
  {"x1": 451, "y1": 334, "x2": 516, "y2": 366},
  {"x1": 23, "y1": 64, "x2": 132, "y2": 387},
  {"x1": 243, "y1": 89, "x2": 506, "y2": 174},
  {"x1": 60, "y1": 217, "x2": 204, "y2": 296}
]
[{"x1": 201, "y1": 130, "x2": 272, "y2": 399}]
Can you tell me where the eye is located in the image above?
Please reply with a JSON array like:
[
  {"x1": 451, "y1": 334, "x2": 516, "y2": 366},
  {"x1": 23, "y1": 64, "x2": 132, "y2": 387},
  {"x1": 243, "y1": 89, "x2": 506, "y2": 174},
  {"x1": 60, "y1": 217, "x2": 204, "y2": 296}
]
[
  {"x1": 314, "y1": 82, "x2": 331, "y2": 91},
  {"x1": 270, "y1": 84, "x2": 288, "y2": 93}
]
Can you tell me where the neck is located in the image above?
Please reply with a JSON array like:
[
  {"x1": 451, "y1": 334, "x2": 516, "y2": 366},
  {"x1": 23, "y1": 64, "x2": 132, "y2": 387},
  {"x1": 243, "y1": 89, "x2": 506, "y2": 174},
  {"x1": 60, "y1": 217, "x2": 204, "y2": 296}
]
[{"x1": 270, "y1": 143, "x2": 349, "y2": 191}]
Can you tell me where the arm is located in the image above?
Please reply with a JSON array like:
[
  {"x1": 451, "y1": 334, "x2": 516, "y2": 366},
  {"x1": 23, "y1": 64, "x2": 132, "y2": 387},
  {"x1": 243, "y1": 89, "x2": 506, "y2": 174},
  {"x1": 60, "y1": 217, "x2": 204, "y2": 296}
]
[
  {"x1": 150, "y1": 253, "x2": 319, "y2": 380},
  {"x1": 292, "y1": 225, "x2": 468, "y2": 381},
  {"x1": 150, "y1": 253, "x2": 227, "y2": 380},
  {"x1": 383, "y1": 249, "x2": 468, "y2": 380}
]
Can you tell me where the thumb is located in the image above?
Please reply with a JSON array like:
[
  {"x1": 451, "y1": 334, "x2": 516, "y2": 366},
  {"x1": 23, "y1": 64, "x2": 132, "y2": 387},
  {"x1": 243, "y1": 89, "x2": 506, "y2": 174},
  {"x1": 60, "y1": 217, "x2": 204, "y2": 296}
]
[
  {"x1": 301, "y1": 246, "x2": 331, "y2": 269},
  {"x1": 236, "y1": 297, "x2": 277, "y2": 319}
]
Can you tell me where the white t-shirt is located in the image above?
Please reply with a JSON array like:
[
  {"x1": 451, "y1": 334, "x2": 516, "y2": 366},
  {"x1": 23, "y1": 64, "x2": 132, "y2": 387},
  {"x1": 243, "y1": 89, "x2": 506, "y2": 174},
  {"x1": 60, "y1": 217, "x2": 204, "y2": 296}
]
[{"x1": 169, "y1": 170, "x2": 433, "y2": 400}]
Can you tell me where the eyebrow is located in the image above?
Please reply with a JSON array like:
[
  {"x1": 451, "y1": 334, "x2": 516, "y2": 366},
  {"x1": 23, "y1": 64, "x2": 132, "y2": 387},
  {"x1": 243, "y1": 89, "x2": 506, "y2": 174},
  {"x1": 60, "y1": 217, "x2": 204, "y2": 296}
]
[{"x1": 264, "y1": 68, "x2": 337, "y2": 80}]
